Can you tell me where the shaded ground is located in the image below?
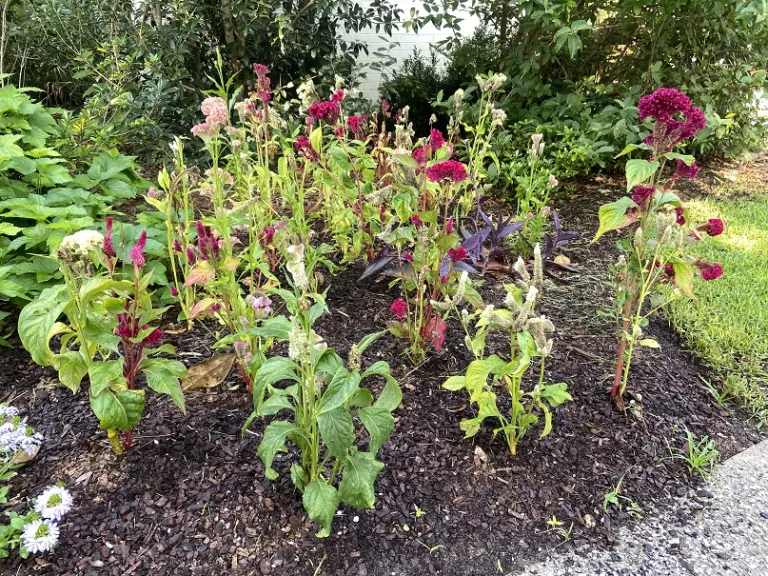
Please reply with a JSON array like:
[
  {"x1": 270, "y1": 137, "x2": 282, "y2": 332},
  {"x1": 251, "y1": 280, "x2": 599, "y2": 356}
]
[{"x1": 0, "y1": 164, "x2": 763, "y2": 576}]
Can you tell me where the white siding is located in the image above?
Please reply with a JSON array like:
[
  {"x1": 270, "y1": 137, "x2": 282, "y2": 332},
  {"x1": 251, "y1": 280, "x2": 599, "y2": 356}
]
[{"x1": 340, "y1": 1, "x2": 479, "y2": 99}]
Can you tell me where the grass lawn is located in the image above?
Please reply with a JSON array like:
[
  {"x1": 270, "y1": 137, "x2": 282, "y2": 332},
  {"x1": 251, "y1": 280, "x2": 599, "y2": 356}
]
[{"x1": 668, "y1": 187, "x2": 768, "y2": 423}]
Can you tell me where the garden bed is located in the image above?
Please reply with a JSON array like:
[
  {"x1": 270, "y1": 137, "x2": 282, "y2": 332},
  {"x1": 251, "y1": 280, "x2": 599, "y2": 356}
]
[{"x1": 1, "y1": 176, "x2": 761, "y2": 576}]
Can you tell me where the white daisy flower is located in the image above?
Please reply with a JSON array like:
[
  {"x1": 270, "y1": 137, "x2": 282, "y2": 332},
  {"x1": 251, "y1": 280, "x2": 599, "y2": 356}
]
[
  {"x1": 35, "y1": 486, "x2": 74, "y2": 521},
  {"x1": 21, "y1": 519, "x2": 59, "y2": 554}
]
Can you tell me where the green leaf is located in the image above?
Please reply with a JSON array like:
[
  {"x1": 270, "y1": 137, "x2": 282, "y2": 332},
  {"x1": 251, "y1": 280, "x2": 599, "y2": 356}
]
[
  {"x1": 442, "y1": 375, "x2": 466, "y2": 391},
  {"x1": 540, "y1": 382, "x2": 573, "y2": 407},
  {"x1": 257, "y1": 420, "x2": 298, "y2": 480},
  {"x1": 673, "y1": 261, "x2": 696, "y2": 298},
  {"x1": 593, "y1": 197, "x2": 637, "y2": 241},
  {"x1": 0, "y1": 134, "x2": 24, "y2": 160},
  {"x1": 638, "y1": 338, "x2": 660, "y2": 348},
  {"x1": 358, "y1": 407, "x2": 395, "y2": 454},
  {"x1": 465, "y1": 356, "x2": 507, "y2": 401},
  {"x1": 625, "y1": 159, "x2": 660, "y2": 191},
  {"x1": 18, "y1": 284, "x2": 68, "y2": 365},
  {"x1": 90, "y1": 388, "x2": 145, "y2": 430},
  {"x1": 260, "y1": 395, "x2": 295, "y2": 416},
  {"x1": 88, "y1": 359, "x2": 125, "y2": 396},
  {"x1": 318, "y1": 408, "x2": 355, "y2": 458},
  {"x1": 303, "y1": 480, "x2": 340, "y2": 538},
  {"x1": 317, "y1": 367, "x2": 360, "y2": 415},
  {"x1": 355, "y1": 330, "x2": 385, "y2": 355},
  {"x1": 56, "y1": 351, "x2": 89, "y2": 392},
  {"x1": 253, "y1": 357, "x2": 299, "y2": 413},
  {"x1": 142, "y1": 358, "x2": 187, "y2": 413},
  {"x1": 250, "y1": 316, "x2": 292, "y2": 340},
  {"x1": 663, "y1": 152, "x2": 695, "y2": 166},
  {"x1": 339, "y1": 454, "x2": 384, "y2": 509}
]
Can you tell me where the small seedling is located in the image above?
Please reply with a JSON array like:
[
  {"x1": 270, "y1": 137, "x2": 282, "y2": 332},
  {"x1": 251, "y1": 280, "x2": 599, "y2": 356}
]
[
  {"x1": 603, "y1": 475, "x2": 643, "y2": 519},
  {"x1": 546, "y1": 515, "x2": 573, "y2": 541},
  {"x1": 668, "y1": 427, "x2": 720, "y2": 478},
  {"x1": 413, "y1": 504, "x2": 425, "y2": 519},
  {"x1": 417, "y1": 541, "x2": 445, "y2": 555}
]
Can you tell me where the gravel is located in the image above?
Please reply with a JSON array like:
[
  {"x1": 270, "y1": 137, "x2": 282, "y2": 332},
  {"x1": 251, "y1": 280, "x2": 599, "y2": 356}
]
[{"x1": 512, "y1": 437, "x2": 768, "y2": 576}]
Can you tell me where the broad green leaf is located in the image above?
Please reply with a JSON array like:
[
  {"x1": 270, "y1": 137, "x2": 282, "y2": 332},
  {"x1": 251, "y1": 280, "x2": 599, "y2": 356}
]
[
  {"x1": 0, "y1": 134, "x2": 24, "y2": 159},
  {"x1": 260, "y1": 395, "x2": 294, "y2": 416},
  {"x1": 318, "y1": 407, "x2": 355, "y2": 458},
  {"x1": 317, "y1": 367, "x2": 360, "y2": 415},
  {"x1": 55, "y1": 351, "x2": 89, "y2": 392},
  {"x1": 250, "y1": 316, "x2": 292, "y2": 340},
  {"x1": 540, "y1": 382, "x2": 573, "y2": 407},
  {"x1": 465, "y1": 355, "x2": 507, "y2": 401},
  {"x1": 355, "y1": 330, "x2": 385, "y2": 355},
  {"x1": 253, "y1": 357, "x2": 299, "y2": 413},
  {"x1": 303, "y1": 480, "x2": 340, "y2": 538},
  {"x1": 663, "y1": 152, "x2": 695, "y2": 166},
  {"x1": 593, "y1": 197, "x2": 637, "y2": 241},
  {"x1": 373, "y1": 374, "x2": 402, "y2": 412},
  {"x1": 90, "y1": 388, "x2": 145, "y2": 430},
  {"x1": 358, "y1": 407, "x2": 395, "y2": 454},
  {"x1": 339, "y1": 454, "x2": 384, "y2": 509},
  {"x1": 638, "y1": 338, "x2": 660, "y2": 348},
  {"x1": 349, "y1": 388, "x2": 374, "y2": 408},
  {"x1": 442, "y1": 375, "x2": 466, "y2": 391},
  {"x1": 142, "y1": 358, "x2": 187, "y2": 413},
  {"x1": 88, "y1": 359, "x2": 125, "y2": 397},
  {"x1": 18, "y1": 284, "x2": 68, "y2": 365},
  {"x1": 625, "y1": 159, "x2": 659, "y2": 191},
  {"x1": 257, "y1": 420, "x2": 298, "y2": 480}
]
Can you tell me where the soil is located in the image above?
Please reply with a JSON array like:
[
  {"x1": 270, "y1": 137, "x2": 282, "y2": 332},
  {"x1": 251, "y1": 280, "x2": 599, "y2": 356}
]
[{"x1": 1, "y1": 165, "x2": 762, "y2": 576}]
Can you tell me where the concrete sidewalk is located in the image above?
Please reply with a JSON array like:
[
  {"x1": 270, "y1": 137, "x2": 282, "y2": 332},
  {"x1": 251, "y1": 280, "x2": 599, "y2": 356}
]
[{"x1": 513, "y1": 438, "x2": 768, "y2": 576}]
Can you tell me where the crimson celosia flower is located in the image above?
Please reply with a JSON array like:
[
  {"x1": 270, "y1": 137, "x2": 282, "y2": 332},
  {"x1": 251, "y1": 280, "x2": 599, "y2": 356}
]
[
  {"x1": 334, "y1": 125, "x2": 345, "y2": 138},
  {"x1": 173, "y1": 239, "x2": 182, "y2": 253},
  {"x1": 674, "y1": 159, "x2": 699, "y2": 180},
  {"x1": 638, "y1": 88, "x2": 692, "y2": 122},
  {"x1": 211, "y1": 303, "x2": 222, "y2": 312},
  {"x1": 412, "y1": 147, "x2": 426, "y2": 166},
  {"x1": 448, "y1": 247, "x2": 467, "y2": 263},
  {"x1": 427, "y1": 160, "x2": 468, "y2": 183},
  {"x1": 390, "y1": 299, "x2": 407, "y2": 320},
  {"x1": 446, "y1": 216, "x2": 455, "y2": 234},
  {"x1": 103, "y1": 217, "x2": 116, "y2": 257},
  {"x1": 186, "y1": 246, "x2": 197, "y2": 265},
  {"x1": 331, "y1": 89, "x2": 345, "y2": 103},
  {"x1": 631, "y1": 187, "x2": 655, "y2": 208},
  {"x1": 700, "y1": 262, "x2": 723, "y2": 281},
  {"x1": 347, "y1": 114, "x2": 366, "y2": 138},
  {"x1": 705, "y1": 218, "x2": 724, "y2": 237},
  {"x1": 129, "y1": 231, "x2": 147, "y2": 269},
  {"x1": 142, "y1": 328, "x2": 163, "y2": 346},
  {"x1": 675, "y1": 207, "x2": 686, "y2": 226},
  {"x1": 295, "y1": 135, "x2": 319, "y2": 161},
  {"x1": 260, "y1": 225, "x2": 275, "y2": 246},
  {"x1": 411, "y1": 215, "x2": 423, "y2": 227},
  {"x1": 401, "y1": 253, "x2": 413, "y2": 262},
  {"x1": 381, "y1": 99, "x2": 391, "y2": 117},
  {"x1": 639, "y1": 88, "x2": 706, "y2": 151},
  {"x1": 429, "y1": 129, "x2": 446, "y2": 150},
  {"x1": 170, "y1": 286, "x2": 179, "y2": 297}
]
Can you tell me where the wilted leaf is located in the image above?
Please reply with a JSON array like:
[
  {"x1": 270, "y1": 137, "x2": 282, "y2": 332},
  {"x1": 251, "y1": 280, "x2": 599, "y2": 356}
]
[
  {"x1": 182, "y1": 353, "x2": 235, "y2": 391},
  {"x1": 553, "y1": 254, "x2": 571, "y2": 266}
]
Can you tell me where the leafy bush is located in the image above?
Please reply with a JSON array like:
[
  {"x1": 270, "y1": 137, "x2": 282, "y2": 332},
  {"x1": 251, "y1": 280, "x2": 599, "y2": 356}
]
[{"x1": 0, "y1": 85, "x2": 146, "y2": 323}]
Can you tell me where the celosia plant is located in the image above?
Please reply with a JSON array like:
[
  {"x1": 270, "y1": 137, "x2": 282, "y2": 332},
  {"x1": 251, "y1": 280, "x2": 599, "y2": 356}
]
[
  {"x1": 594, "y1": 87, "x2": 723, "y2": 410},
  {"x1": 18, "y1": 225, "x2": 187, "y2": 453},
  {"x1": 244, "y1": 243, "x2": 401, "y2": 537},
  {"x1": 444, "y1": 246, "x2": 572, "y2": 455}
]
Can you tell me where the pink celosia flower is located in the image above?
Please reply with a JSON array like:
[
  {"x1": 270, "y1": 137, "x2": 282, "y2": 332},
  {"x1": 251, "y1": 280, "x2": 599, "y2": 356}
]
[
  {"x1": 334, "y1": 125, "x2": 345, "y2": 138},
  {"x1": 170, "y1": 286, "x2": 179, "y2": 297},
  {"x1": 446, "y1": 216, "x2": 455, "y2": 234},
  {"x1": 448, "y1": 247, "x2": 467, "y2": 263},
  {"x1": 331, "y1": 89, "x2": 345, "y2": 103},
  {"x1": 381, "y1": 99, "x2": 391, "y2": 117},
  {"x1": 201, "y1": 97, "x2": 228, "y2": 126},
  {"x1": 429, "y1": 129, "x2": 446, "y2": 150},
  {"x1": 186, "y1": 246, "x2": 197, "y2": 265},
  {"x1": 191, "y1": 121, "x2": 219, "y2": 141},
  {"x1": 700, "y1": 262, "x2": 723, "y2": 281},
  {"x1": 411, "y1": 215, "x2": 423, "y2": 227},
  {"x1": 211, "y1": 303, "x2": 222, "y2": 312},
  {"x1": 390, "y1": 299, "x2": 408, "y2": 320},
  {"x1": 674, "y1": 159, "x2": 699, "y2": 180},
  {"x1": 259, "y1": 225, "x2": 276, "y2": 246},
  {"x1": 427, "y1": 160, "x2": 468, "y2": 183},
  {"x1": 639, "y1": 88, "x2": 706, "y2": 151},
  {"x1": 401, "y1": 253, "x2": 413, "y2": 262},
  {"x1": 103, "y1": 217, "x2": 116, "y2": 257},
  {"x1": 638, "y1": 88, "x2": 692, "y2": 122},
  {"x1": 631, "y1": 186, "x2": 655, "y2": 208},
  {"x1": 129, "y1": 231, "x2": 147, "y2": 269},
  {"x1": 347, "y1": 114, "x2": 366, "y2": 138},
  {"x1": 173, "y1": 239, "x2": 182, "y2": 253},
  {"x1": 675, "y1": 207, "x2": 686, "y2": 226},
  {"x1": 307, "y1": 100, "x2": 340, "y2": 123}
]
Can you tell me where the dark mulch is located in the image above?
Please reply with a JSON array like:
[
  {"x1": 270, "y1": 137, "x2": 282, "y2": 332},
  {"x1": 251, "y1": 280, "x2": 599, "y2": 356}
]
[{"x1": 1, "y1": 176, "x2": 762, "y2": 576}]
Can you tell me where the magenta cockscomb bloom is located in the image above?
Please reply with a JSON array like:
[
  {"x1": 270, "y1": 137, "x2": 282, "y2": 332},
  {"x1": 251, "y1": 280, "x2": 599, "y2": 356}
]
[
  {"x1": 129, "y1": 231, "x2": 147, "y2": 269},
  {"x1": 699, "y1": 262, "x2": 723, "y2": 281},
  {"x1": 142, "y1": 328, "x2": 163, "y2": 346},
  {"x1": 390, "y1": 298, "x2": 408, "y2": 320},
  {"x1": 631, "y1": 186, "x2": 655, "y2": 208},
  {"x1": 295, "y1": 135, "x2": 320, "y2": 161},
  {"x1": 173, "y1": 239, "x2": 182, "y2": 253},
  {"x1": 103, "y1": 217, "x2": 116, "y2": 257},
  {"x1": 446, "y1": 216, "x2": 455, "y2": 234},
  {"x1": 170, "y1": 286, "x2": 179, "y2": 297},
  {"x1": 430, "y1": 129, "x2": 446, "y2": 150},
  {"x1": 253, "y1": 63, "x2": 269, "y2": 76},
  {"x1": 675, "y1": 207, "x2": 686, "y2": 226},
  {"x1": 259, "y1": 225, "x2": 276, "y2": 246},
  {"x1": 674, "y1": 159, "x2": 700, "y2": 180},
  {"x1": 702, "y1": 218, "x2": 724, "y2": 237},
  {"x1": 347, "y1": 114, "x2": 366, "y2": 138},
  {"x1": 186, "y1": 246, "x2": 197, "y2": 265},
  {"x1": 412, "y1": 147, "x2": 426, "y2": 166},
  {"x1": 331, "y1": 89, "x2": 345, "y2": 103},
  {"x1": 334, "y1": 125, "x2": 345, "y2": 138},
  {"x1": 211, "y1": 302, "x2": 222, "y2": 312},
  {"x1": 638, "y1": 88, "x2": 692, "y2": 122},
  {"x1": 427, "y1": 160, "x2": 468, "y2": 183},
  {"x1": 448, "y1": 247, "x2": 467, "y2": 263},
  {"x1": 401, "y1": 252, "x2": 413, "y2": 263},
  {"x1": 411, "y1": 215, "x2": 423, "y2": 227},
  {"x1": 307, "y1": 100, "x2": 340, "y2": 123}
]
